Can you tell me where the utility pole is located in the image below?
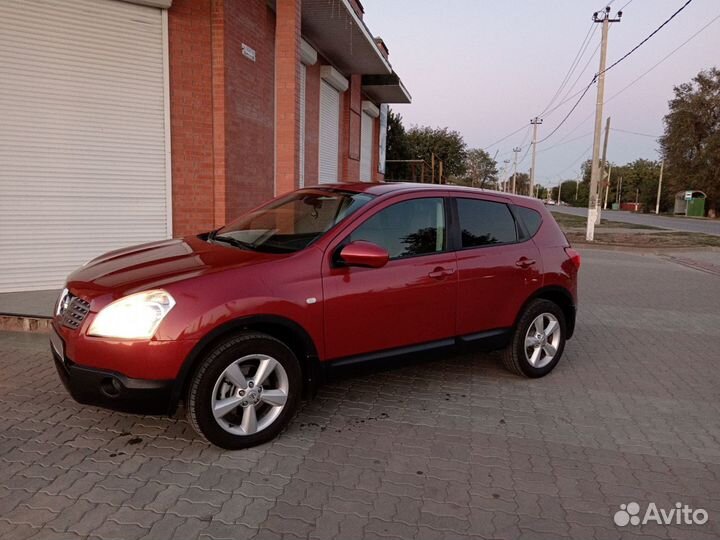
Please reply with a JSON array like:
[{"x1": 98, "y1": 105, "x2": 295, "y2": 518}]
[
  {"x1": 655, "y1": 160, "x2": 664, "y2": 214},
  {"x1": 512, "y1": 147, "x2": 521, "y2": 194},
  {"x1": 438, "y1": 159, "x2": 444, "y2": 185},
  {"x1": 596, "y1": 116, "x2": 611, "y2": 223},
  {"x1": 557, "y1": 179, "x2": 562, "y2": 205},
  {"x1": 603, "y1": 164, "x2": 612, "y2": 210},
  {"x1": 586, "y1": 6, "x2": 622, "y2": 241},
  {"x1": 529, "y1": 117, "x2": 542, "y2": 197},
  {"x1": 431, "y1": 153, "x2": 435, "y2": 184},
  {"x1": 502, "y1": 159, "x2": 510, "y2": 192}
]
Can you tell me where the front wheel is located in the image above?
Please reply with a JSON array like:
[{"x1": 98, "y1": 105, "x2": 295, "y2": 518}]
[
  {"x1": 503, "y1": 299, "x2": 566, "y2": 378},
  {"x1": 186, "y1": 332, "x2": 302, "y2": 449}
]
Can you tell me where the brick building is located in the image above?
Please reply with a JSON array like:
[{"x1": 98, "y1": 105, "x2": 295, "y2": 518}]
[{"x1": 0, "y1": 0, "x2": 410, "y2": 292}]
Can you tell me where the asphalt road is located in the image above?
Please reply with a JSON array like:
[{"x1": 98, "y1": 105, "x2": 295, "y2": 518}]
[
  {"x1": 1, "y1": 249, "x2": 720, "y2": 539},
  {"x1": 549, "y1": 205, "x2": 720, "y2": 236}
]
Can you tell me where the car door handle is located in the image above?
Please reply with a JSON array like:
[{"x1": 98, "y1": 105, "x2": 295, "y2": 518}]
[
  {"x1": 428, "y1": 267, "x2": 456, "y2": 279},
  {"x1": 515, "y1": 257, "x2": 536, "y2": 269}
]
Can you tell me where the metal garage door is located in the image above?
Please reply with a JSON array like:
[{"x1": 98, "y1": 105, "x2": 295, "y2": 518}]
[
  {"x1": 298, "y1": 63, "x2": 307, "y2": 188},
  {"x1": 0, "y1": 0, "x2": 171, "y2": 292},
  {"x1": 360, "y1": 112, "x2": 373, "y2": 182},
  {"x1": 318, "y1": 81, "x2": 340, "y2": 184}
]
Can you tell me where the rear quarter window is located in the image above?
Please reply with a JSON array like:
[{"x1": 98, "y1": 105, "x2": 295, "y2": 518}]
[{"x1": 514, "y1": 206, "x2": 543, "y2": 238}]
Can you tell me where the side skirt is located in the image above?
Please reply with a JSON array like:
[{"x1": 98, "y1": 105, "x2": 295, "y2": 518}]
[{"x1": 321, "y1": 329, "x2": 513, "y2": 379}]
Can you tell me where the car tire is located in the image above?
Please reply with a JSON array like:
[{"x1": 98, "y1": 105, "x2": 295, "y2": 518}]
[
  {"x1": 502, "y1": 299, "x2": 566, "y2": 378},
  {"x1": 186, "y1": 332, "x2": 302, "y2": 449}
]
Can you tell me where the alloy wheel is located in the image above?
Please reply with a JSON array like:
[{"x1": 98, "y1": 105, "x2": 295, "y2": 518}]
[
  {"x1": 523, "y1": 313, "x2": 562, "y2": 369},
  {"x1": 210, "y1": 354, "x2": 289, "y2": 436}
]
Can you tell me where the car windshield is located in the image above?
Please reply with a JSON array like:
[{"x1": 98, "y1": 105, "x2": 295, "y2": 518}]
[{"x1": 210, "y1": 189, "x2": 373, "y2": 253}]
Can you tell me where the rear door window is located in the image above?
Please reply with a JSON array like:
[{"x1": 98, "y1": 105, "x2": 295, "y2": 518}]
[{"x1": 456, "y1": 198, "x2": 517, "y2": 248}]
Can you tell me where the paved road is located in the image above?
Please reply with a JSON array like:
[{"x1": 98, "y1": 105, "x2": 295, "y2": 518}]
[
  {"x1": 550, "y1": 205, "x2": 720, "y2": 236},
  {"x1": 1, "y1": 250, "x2": 720, "y2": 539}
]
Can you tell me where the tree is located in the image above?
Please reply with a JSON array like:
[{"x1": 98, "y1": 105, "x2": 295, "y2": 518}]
[
  {"x1": 385, "y1": 109, "x2": 411, "y2": 180},
  {"x1": 609, "y1": 159, "x2": 662, "y2": 212},
  {"x1": 581, "y1": 159, "x2": 592, "y2": 184},
  {"x1": 503, "y1": 172, "x2": 531, "y2": 195},
  {"x1": 660, "y1": 67, "x2": 720, "y2": 216},
  {"x1": 405, "y1": 126, "x2": 468, "y2": 179},
  {"x1": 552, "y1": 179, "x2": 586, "y2": 205},
  {"x1": 458, "y1": 148, "x2": 499, "y2": 188}
]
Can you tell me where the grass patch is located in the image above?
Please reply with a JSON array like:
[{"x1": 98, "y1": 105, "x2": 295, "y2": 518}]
[
  {"x1": 564, "y1": 231, "x2": 720, "y2": 248},
  {"x1": 550, "y1": 211, "x2": 660, "y2": 230}
]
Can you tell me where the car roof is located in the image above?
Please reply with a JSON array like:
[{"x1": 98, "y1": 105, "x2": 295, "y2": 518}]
[{"x1": 308, "y1": 182, "x2": 542, "y2": 205}]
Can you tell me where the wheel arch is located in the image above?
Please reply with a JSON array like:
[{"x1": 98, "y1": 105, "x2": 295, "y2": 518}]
[
  {"x1": 516, "y1": 286, "x2": 576, "y2": 339},
  {"x1": 168, "y1": 315, "x2": 320, "y2": 415}
]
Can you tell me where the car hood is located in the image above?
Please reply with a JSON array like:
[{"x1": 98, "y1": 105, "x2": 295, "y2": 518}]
[{"x1": 66, "y1": 235, "x2": 283, "y2": 300}]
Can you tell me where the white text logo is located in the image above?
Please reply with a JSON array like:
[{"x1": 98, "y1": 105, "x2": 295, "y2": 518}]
[{"x1": 614, "y1": 502, "x2": 708, "y2": 527}]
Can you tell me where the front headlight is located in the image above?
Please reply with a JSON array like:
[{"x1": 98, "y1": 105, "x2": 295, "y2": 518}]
[{"x1": 88, "y1": 290, "x2": 176, "y2": 339}]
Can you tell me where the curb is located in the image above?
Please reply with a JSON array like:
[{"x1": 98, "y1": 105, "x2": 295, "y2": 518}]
[
  {"x1": 0, "y1": 315, "x2": 51, "y2": 334},
  {"x1": 571, "y1": 243, "x2": 720, "y2": 253}
]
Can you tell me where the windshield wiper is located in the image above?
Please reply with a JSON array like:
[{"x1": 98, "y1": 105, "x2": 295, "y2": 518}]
[{"x1": 210, "y1": 234, "x2": 258, "y2": 251}]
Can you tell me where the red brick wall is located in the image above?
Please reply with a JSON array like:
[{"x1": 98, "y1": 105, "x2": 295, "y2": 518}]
[
  {"x1": 224, "y1": 0, "x2": 276, "y2": 221},
  {"x1": 168, "y1": 0, "x2": 215, "y2": 237},
  {"x1": 169, "y1": 0, "x2": 387, "y2": 235},
  {"x1": 274, "y1": 0, "x2": 301, "y2": 197},
  {"x1": 211, "y1": 0, "x2": 227, "y2": 226},
  {"x1": 303, "y1": 61, "x2": 321, "y2": 186}
]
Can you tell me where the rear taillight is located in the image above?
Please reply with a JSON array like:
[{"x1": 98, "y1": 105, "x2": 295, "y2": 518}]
[{"x1": 565, "y1": 247, "x2": 581, "y2": 270}]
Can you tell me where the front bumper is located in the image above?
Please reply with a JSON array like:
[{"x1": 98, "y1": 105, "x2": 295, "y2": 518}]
[{"x1": 51, "y1": 330, "x2": 174, "y2": 415}]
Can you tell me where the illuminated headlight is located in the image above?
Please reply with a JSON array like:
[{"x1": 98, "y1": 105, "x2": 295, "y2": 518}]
[{"x1": 88, "y1": 290, "x2": 176, "y2": 339}]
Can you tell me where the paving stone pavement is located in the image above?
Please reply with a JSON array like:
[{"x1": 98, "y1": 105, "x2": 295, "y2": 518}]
[{"x1": 1, "y1": 249, "x2": 720, "y2": 540}]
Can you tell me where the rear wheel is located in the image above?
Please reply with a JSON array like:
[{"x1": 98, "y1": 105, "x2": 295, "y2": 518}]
[
  {"x1": 503, "y1": 299, "x2": 566, "y2": 378},
  {"x1": 187, "y1": 332, "x2": 301, "y2": 449}
]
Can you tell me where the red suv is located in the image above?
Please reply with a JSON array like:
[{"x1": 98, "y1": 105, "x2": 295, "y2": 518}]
[{"x1": 52, "y1": 183, "x2": 579, "y2": 449}]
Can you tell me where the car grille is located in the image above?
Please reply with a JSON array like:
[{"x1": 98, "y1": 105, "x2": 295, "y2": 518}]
[{"x1": 60, "y1": 295, "x2": 91, "y2": 330}]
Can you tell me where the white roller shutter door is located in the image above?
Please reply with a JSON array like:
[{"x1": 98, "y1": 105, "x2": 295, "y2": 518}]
[
  {"x1": 360, "y1": 112, "x2": 373, "y2": 182},
  {"x1": 318, "y1": 81, "x2": 340, "y2": 184},
  {"x1": 0, "y1": 0, "x2": 171, "y2": 292},
  {"x1": 298, "y1": 63, "x2": 307, "y2": 188}
]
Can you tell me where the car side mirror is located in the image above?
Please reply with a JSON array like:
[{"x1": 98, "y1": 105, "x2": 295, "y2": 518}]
[{"x1": 338, "y1": 241, "x2": 389, "y2": 268}]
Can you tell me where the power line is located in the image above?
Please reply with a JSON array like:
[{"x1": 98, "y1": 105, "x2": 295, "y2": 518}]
[
  {"x1": 618, "y1": 0, "x2": 634, "y2": 11},
  {"x1": 546, "y1": 143, "x2": 593, "y2": 180},
  {"x1": 599, "y1": 0, "x2": 695, "y2": 77},
  {"x1": 502, "y1": 17, "x2": 597, "y2": 154},
  {"x1": 482, "y1": 124, "x2": 528, "y2": 151},
  {"x1": 517, "y1": 142, "x2": 532, "y2": 166},
  {"x1": 537, "y1": 0, "x2": 696, "y2": 146},
  {"x1": 537, "y1": 80, "x2": 595, "y2": 144},
  {"x1": 536, "y1": 7, "x2": 712, "y2": 190},
  {"x1": 537, "y1": 131, "x2": 594, "y2": 154},
  {"x1": 517, "y1": 124, "x2": 532, "y2": 148},
  {"x1": 611, "y1": 128, "x2": 660, "y2": 138},
  {"x1": 553, "y1": 40, "x2": 601, "y2": 113},
  {"x1": 605, "y1": 12, "x2": 720, "y2": 104},
  {"x1": 539, "y1": 23, "x2": 597, "y2": 116}
]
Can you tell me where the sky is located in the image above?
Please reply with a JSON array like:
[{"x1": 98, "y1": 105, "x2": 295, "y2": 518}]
[{"x1": 361, "y1": 0, "x2": 720, "y2": 187}]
